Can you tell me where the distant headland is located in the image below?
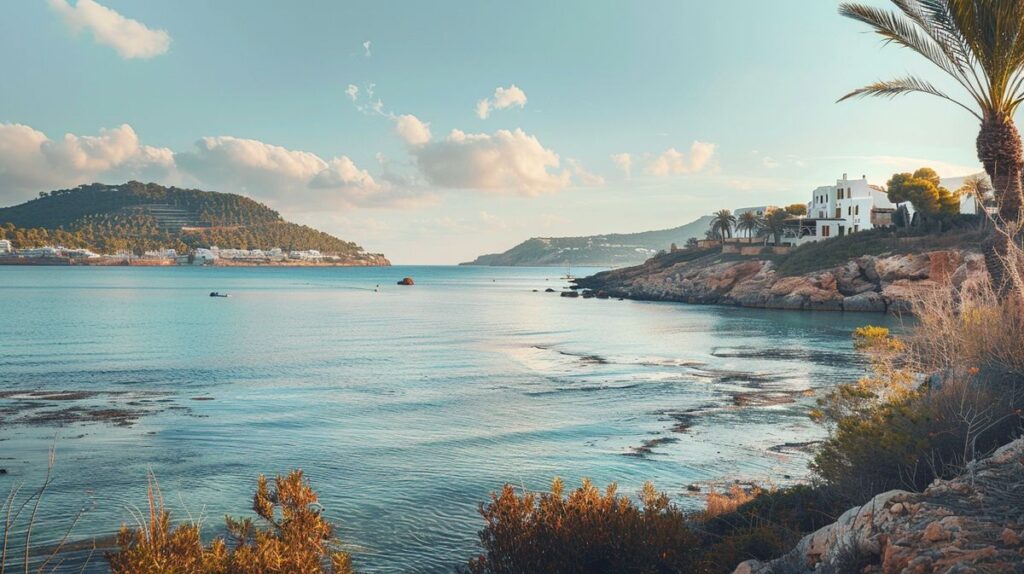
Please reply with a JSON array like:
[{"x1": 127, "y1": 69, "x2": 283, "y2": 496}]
[{"x1": 0, "y1": 182, "x2": 389, "y2": 267}]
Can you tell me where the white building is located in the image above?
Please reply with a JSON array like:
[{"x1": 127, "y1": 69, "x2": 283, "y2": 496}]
[
  {"x1": 0, "y1": 239, "x2": 11, "y2": 254},
  {"x1": 734, "y1": 205, "x2": 778, "y2": 218},
  {"x1": 18, "y1": 246, "x2": 61, "y2": 258},
  {"x1": 959, "y1": 191, "x2": 997, "y2": 216},
  {"x1": 64, "y1": 248, "x2": 100, "y2": 259},
  {"x1": 193, "y1": 248, "x2": 218, "y2": 264},
  {"x1": 783, "y1": 173, "x2": 897, "y2": 245},
  {"x1": 289, "y1": 249, "x2": 323, "y2": 262},
  {"x1": 143, "y1": 249, "x2": 177, "y2": 259}
]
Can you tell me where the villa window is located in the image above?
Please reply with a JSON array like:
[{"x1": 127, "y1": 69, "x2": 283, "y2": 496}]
[{"x1": 822, "y1": 226, "x2": 830, "y2": 237}]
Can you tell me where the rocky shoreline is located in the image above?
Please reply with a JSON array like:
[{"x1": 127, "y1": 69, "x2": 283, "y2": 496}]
[
  {"x1": 735, "y1": 437, "x2": 1024, "y2": 573},
  {"x1": 573, "y1": 248, "x2": 987, "y2": 313}
]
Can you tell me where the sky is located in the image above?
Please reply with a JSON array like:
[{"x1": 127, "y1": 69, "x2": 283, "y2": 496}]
[{"x1": 0, "y1": 0, "x2": 998, "y2": 263}]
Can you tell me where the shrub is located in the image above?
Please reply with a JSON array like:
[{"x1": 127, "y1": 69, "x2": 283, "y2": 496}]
[
  {"x1": 772, "y1": 226, "x2": 986, "y2": 276},
  {"x1": 1, "y1": 448, "x2": 93, "y2": 574},
  {"x1": 702, "y1": 485, "x2": 761, "y2": 520},
  {"x1": 811, "y1": 250, "x2": 1024, "y2": 503},
  {"x1": 107, "y1": 470, "x2": 353, "y2": 574},
  {"x1": 694, "y1": 485, "x2": 848, "y2": 573},
  {"x1": 466, "y1": 478, "x2": 698, "y2": 574}
]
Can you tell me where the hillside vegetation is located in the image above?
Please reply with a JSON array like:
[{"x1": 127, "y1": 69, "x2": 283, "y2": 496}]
[
  {"x1": 462, "y1": 216, "x2": 713, "y2": 267},
  {"x1": 0, "y1": 182, "x2": 374, "y2": 257}
]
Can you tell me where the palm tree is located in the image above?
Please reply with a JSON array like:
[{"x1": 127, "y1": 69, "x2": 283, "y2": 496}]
[
  {"x1": 736, "y1": 211, "x2": 761, "y2": 243},
  {"x1": 838, "y1": 1, "x2": 1024, "y2": 223},
  {"x1": 709, "y1": 210, "x2": 736, "y2": 247},
  {"x1": 759, "y1": 209, "x2": 790, "y2": 246},
  {"x1": 957, "y1": 173, "x2": 996, "y2": 226}
]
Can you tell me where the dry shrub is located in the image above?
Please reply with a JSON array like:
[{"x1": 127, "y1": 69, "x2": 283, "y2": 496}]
[
  {"x1": 812, "y1": 234, "x2": 1024, "y2": 504},
  {"x1": 466, "y1": 478, "x2": 698, "y2": 574},
  {"x1": 107, "y1": 470, "x2": 353, "y2": 574},
  {"x1": 702, "y1": 485, "x2": 761, "y2": 520},
  {"x1": 1, "y1": 448, "x2": 93, "y2": 574}
]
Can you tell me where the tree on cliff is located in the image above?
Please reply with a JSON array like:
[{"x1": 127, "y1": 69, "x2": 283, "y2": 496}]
[
  {"x1": 886, "y1": 167, "x2": 960, "y2": 228},
  {"x1": 839, "y1": 1, "x2": 1024, "y2": 225},
  {"x1": 736, "y1": 211, "x2": 760, "y2": 243},
  {"x1": 709, "y1": 210, "x2": 736, "y2": 246}
]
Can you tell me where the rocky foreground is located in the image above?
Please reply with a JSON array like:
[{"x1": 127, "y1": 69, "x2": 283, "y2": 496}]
[
  {"x1": 573, "y1": 248, "x2": 987, "y2": 313},
  {"x1": 735, "y1": 437, "x2": 1024, "y2": 573}
]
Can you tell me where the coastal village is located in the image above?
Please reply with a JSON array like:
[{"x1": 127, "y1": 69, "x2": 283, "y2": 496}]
[{"x1": 0, "y1": 241, "x2": 349, "y2": 266}]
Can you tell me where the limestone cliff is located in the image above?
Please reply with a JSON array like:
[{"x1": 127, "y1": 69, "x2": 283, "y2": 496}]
[
  {"x1": 573, "y1": 248, "x2": 987, "y2": 313},
  {"x1": 734, "y1": 437, "x2": 1024, "y2": 573}
]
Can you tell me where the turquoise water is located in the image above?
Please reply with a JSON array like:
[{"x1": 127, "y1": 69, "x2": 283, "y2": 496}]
[{"x1": 0, "y1": 266, "x2": 893, "y2": 572}]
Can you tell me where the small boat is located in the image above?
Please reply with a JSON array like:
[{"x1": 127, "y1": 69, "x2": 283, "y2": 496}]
[
  {"x1": 561, "y1": 261, "x2": 575, "y2": 281},
  {"x1": 209, "y1": 291, "x2": 229, "y2": 298}
]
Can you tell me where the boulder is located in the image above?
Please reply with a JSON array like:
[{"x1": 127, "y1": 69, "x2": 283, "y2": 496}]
[
  {"x1": 836, "y1": 261, "x2": 877, "y2": 296},
  {"x1": 544, "y1": 287, "x2": 556, "y2": 293},
  {"x1": 874, "y1": 253, "x2": 931, "y2": 282},
  {"x1": 397, "y1": 277, "x2": 415, "y2": 285},
  {"x1": 858, "y1": 256, "x2": 880, "y2": 283},
  {"x1": 927, "y1": 250, "x2": 962, "y2": 283},
  {"x1": 843, "y1": 291, "x2": 886, "y2": 313},
  {"x1": 881, "y1": 278, "x2": 940, "y2": 312},
  {"x1": 737, "y1": 438, "x2": 1024, "y2": 574},
  {"x1": 950, "y1": 252, "x2": 987, "y2": 290}
]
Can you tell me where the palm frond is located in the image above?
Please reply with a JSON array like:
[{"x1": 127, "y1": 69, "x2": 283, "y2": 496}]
[
  {"x1": 838, "y1": 76, "x2": 982, "y2": 119},
  {"x1": 839, "y1": 2, "x2": 980, "y2": 102}
]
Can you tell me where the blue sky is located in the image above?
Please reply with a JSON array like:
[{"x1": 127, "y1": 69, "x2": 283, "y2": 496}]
[{"x1": 0, "y1": 1, "x2": 992, "y2": 263}]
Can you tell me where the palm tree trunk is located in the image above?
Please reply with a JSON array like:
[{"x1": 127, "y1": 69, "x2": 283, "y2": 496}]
[
  {"x1": 977, "y1": 116, "x2": 1024, "y2": 292},
  {"x1": 977, "y1": 116, "x2": 1024, "y2": 223}
]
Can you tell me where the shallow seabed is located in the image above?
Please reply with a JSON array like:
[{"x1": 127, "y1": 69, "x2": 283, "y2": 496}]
[{"x1": 0, "y1": 265, "x2": 895, "y2": 573}]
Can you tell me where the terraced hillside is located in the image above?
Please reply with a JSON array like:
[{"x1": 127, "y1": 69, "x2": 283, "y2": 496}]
[{"x1": 0, "y1": 181, "x2": 387, "y2": 263}]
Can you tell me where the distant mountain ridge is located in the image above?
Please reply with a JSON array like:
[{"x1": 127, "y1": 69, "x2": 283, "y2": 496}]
[
  {"x1": 0, "y1": 181, "x2": 388, "y2": 264},
  {"x1": 461, "y1": 216, "x2": 714, "y2": 267}
]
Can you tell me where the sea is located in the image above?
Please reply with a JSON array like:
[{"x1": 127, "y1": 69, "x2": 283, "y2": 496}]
[{"x1": 0, "y1": 265, "x2": 896, "y2": 573}]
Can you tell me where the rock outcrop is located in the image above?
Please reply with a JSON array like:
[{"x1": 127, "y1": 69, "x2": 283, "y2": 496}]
[
  {"x1": 573, "y1": 248, "x2": 986, "y2": 313},
  {"x1": 734, "y1": 437, "x2": 1024, "y2": 573}
]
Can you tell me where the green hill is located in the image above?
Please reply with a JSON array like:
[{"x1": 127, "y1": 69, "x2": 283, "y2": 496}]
[
  {"x1": 0, "y1": 181, "x2": 386, "y2": 262},
  {"x1": 461, "y1": 216, "x2": 714, "y2": 267}
]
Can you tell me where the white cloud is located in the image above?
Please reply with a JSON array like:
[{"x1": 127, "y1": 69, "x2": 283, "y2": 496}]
[
  {"x1": 646, "y1": 141, "x2": 717, "y2": 176},
  {"x1": 345, "y1": 84, "x2": 359, "y2": 102},
  {"x1": 175, "y1": 136, "x2": 426, "y2": 209},
  {"x1": 48, "y1": 0, "x2": 170, "y2": 59},
  {"x1": 0, "y1": 123, "x2": 175, "y2": 200},
  {"x1": 411, "y1": 128, "x2": 573, "y2": 195},
  {"x1": 474, "y1": 100, "x2": 491, "y2": 121},
  {"x1": 476, "y1": 85, "x2": 528, "y2": 119},
  {"x1": 567, "y1": 158, "x2": 605, "y2": 186},
  {"x1": 761, "y1": 156, "x2": 780, "y2": 168},
  {"x1": 611, "y1": 152, "x2": 632, "y2": 179},
  {"x1": 363, "y1": 40, "x2": 372, "y2": 57},
  {"x1": 394, "y1": 114, "x2": 432, "y2": 146}
]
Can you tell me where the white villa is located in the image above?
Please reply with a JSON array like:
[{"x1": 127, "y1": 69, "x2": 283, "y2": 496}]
[
  {"x1": 0, "y1": 239, "x2": 11, "y2": 254},
  {"x1": 734, "y1": 205, "x2": 778, "y2": 218},
  {"x1": 781, "y1": 173, "x2": 897, "y2": 246}
]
